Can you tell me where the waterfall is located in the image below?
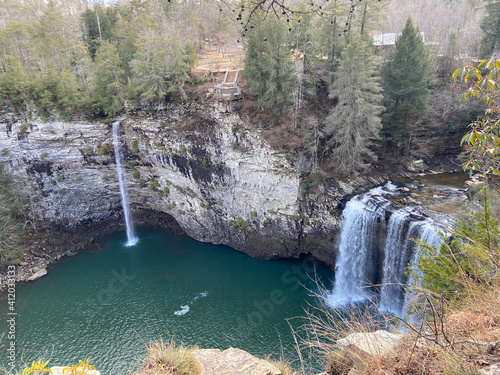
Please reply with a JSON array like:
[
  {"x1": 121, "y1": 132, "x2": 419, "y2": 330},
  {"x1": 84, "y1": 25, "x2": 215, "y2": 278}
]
[
  {"x1": 331, "y1": 182, "x2": 448, "y2": 314},
  {"x1": 402, "y1": 221, "x2": 444, "y2": 317},
  {"x1": 379, "y1": 209, "x2": 411, "y2": 314},
  {"x1": 112, "y1": 121, "x2": 138, "y2": 247},
  {"x1": 329, "y1": 186, "x2": 388, "y2": 304}
]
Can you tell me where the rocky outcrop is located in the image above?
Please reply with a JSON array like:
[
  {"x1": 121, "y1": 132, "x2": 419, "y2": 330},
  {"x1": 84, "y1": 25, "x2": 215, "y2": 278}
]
[
  {"x1": 337, "y1": 330, "x2": 403, "y2": 358},
  {"x1": 480, "y1": 363, "x2": 500, "y2": 375},
  {"x1": 193, "y1": 348, "x2": 281, "y2": 375},
  {"x1": 1, "y1": 103, "x2": 376, "y2": 267},
  {"x1": 26, "y1": 268, "x2": 47, "y2": 281}
]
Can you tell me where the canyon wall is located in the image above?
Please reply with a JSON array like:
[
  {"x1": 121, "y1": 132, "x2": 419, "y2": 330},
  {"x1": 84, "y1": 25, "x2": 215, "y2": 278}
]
[{"x1": 1, "y1": 103, "x2": 385, "y2": 266}]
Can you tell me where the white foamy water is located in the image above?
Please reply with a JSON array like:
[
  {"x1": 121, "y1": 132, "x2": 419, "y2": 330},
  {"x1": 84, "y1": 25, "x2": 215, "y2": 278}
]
[
  {"x1": 174, "y1": 305, "x2": 190, "y2": 316},
  {"x1": 173, "y1": 292, "x2": 209, "y2": 316}
]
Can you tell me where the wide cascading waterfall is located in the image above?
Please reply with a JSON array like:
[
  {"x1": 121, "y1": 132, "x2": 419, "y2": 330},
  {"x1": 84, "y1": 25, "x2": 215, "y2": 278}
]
[
  {"x1": 331, "y1": 182, "x2": 449, "y2": 314},
  {"x1": 112, "y1": 121, "x2": 138, "y2": 247},
  {"x1": 329, "y1": 186, "x2": 388, "y2": 304}
]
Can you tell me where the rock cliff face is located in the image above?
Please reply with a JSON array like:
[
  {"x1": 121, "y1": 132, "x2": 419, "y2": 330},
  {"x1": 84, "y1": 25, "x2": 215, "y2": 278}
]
[{"x1": 0, "y1": 103, "x2": 384, "y2": 266}]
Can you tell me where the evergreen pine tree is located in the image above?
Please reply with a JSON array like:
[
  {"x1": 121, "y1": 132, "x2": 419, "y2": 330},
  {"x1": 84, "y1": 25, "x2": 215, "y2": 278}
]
[
  {"x1": 91, "y1": 40, "x2": 124, "y2": 116},
  {"x1": 81, "y1": 4, "x2": 118, "y2": 59},
  {"x1": 324, "y1": 35, "x2": 384, "y2": 173},
  {"x1": 130, "y1": 29, "x2": 195, "y2": 104},
  {"x1": 480, "y1": 0, "x2": 500, "y2": 58},
  {"x1": 413, "y1": 188, "x2": 500, "y2": 302},
  {"x1": 244, "y1": 17, "x2": 294, "y2": 117},
  {"x1": 381, "y1": 17, "x2": 433, "y2": 140}
]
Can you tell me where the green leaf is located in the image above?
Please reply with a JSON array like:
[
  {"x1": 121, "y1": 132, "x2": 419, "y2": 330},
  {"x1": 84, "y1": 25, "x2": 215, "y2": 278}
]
[{"x1": 470, "y1": 132, "x2": 477, "y2": 145}]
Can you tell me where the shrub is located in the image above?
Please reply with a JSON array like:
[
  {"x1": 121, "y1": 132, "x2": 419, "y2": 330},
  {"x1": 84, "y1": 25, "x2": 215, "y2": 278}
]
[
  {"x1": 132, "y1": 169, "x2": 141, "y2": 180},
  {"x1": 177, "y1": 209, "x2": 185, "y2": 215},
  {"x1": 163, "y1": 186, "x2": 170, "y2": 196},
  {"x1": 165, "y1": 202, "x2": 176, "y2": 210},
  {"x1": 131, "y1": 139, "x2": 139, "y2": 154},
  {"x1": 40, "y1": 152, "x2": 47, "y2": 161},
  {"x1": 299, "y1": 174, "x2": 321, "y2": 195},
  {"x1": 83, "y1": 146, "x2": 94, "y2": 156},
  {"x1": 97, "y1": 143, "x2": 114, "y2": 156},
  {"x1": 19, "y1": 123, "x2": 30, "y2": 134},
  {"x1": 61, "y1": 358, "x2": 96, "y2": 375},
  {"x1": 150, "y1": 177, "x2": 160, "y2": 190},
  {"x1": 228, "y1": 216, "x2": 251, "y2": 229},
  {"x1": 1, "y1": 148, "x2": 8, "y2": 156},
  {"x1": 20, "y1": 359, "x2": 52, "y2": 375}
]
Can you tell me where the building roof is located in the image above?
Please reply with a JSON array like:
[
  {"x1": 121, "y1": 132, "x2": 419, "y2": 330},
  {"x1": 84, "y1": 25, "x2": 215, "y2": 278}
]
[{"x1": 373, "y1": 32, "x2": 425, "y2": 46}]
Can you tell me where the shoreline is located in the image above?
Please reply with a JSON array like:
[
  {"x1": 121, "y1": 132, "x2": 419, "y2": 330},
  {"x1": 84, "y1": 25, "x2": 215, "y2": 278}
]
[{"x1": 0, "y1": 209, "x2": 185, "y2": 292}]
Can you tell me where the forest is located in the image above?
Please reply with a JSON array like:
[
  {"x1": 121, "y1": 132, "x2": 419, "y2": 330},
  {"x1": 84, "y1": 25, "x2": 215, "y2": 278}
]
[{"x1": 0, "y1": 0, "x2": 495, "y2": 174}]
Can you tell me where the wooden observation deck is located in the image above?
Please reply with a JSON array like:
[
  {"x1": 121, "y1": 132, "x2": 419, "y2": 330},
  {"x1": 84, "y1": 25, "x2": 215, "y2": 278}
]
[{"x1": 215, "y1": 69, "x2": 242, "y2": 100}]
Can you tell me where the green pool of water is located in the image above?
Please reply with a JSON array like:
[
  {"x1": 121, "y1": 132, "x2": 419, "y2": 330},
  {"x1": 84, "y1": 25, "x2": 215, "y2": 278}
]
[{"x1": 0, "y1": 228, "x2": 333, "y2": 373}]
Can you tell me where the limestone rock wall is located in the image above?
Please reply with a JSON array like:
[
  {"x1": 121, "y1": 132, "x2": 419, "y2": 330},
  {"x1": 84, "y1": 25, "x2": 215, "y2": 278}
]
[{"x1": 0, "y1": 104, "x2": 380, "y2": 266}]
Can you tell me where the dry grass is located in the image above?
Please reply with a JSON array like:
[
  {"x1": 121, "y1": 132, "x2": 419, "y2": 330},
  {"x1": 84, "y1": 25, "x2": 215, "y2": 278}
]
[
  {"x1": 291, "y1": 271, "x2": 500, "y2": 375},
  {"x1": 266, "y1": 358, "x2": 294, "y2": 375},
  {"x1": 135, "y1": 339, "x2": 201, "y2": 375}
]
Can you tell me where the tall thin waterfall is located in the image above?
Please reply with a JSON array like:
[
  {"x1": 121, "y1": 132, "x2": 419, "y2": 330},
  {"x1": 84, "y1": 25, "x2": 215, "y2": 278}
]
[
  {"x1": 112, "y1": 121, "x2": 138, "y2": 247},
  {"x1": 331, "y1": 182, "x2": 447, "y2": 314}
]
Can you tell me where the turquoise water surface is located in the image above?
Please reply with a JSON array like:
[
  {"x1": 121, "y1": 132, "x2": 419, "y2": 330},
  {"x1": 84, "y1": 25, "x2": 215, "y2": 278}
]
[{"x1": 0, "y1": 228, "x2": 332, "y2": 373}]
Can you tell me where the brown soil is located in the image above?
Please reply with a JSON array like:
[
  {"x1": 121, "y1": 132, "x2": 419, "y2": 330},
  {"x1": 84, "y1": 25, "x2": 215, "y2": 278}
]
[{"x1": 192, "y1": 44, "x2": 244, "y2": 74}]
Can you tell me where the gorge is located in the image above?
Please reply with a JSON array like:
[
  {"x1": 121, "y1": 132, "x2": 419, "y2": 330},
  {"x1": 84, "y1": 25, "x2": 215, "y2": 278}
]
[
  {"x1": 0, "y1": 102, "x2": 468, "y2": 372},
  {"x1": 0, "y1": 102, "x2": 462, "y2": 271}
]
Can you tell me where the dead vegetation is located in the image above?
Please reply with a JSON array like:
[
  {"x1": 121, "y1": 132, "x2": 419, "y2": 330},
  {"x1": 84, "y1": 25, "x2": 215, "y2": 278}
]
[{"x1": 134, "y1": 339, "x2": 201, "y2": 375}]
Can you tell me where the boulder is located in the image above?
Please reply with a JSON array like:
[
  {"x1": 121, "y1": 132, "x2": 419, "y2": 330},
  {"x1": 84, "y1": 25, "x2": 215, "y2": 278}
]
[
  {"x1": 50, "y1": 366, "x2": 100, "y2": 375},
  {"x1": 27, "y1": 268, "x2": 47, "y2": 281},
  {"x1": 480, "y1": 363, "x2": 500, "y2": 375},
  {"x1": 193, "y1": 347, "x2": 281, "y2": 375},
  {"x1": 337, "y1": 330, "x2": 403, "y2": 357}
]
